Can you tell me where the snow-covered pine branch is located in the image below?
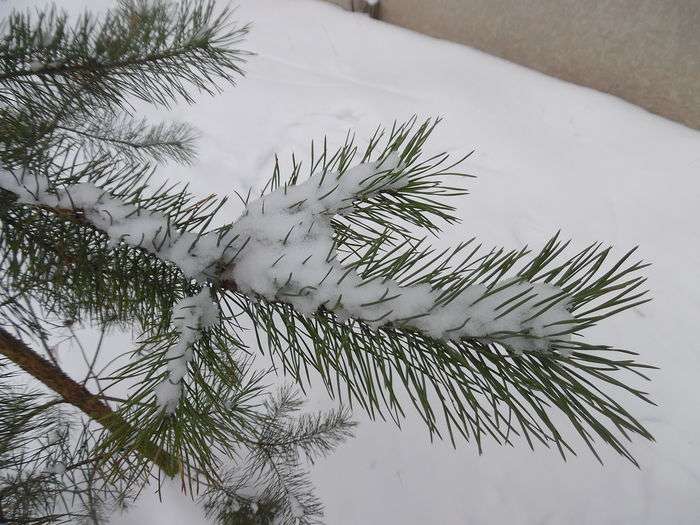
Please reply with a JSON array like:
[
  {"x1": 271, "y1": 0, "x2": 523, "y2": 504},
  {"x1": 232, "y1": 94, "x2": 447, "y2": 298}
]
[
  {"x1": 228, "y1": 151, "x2": 572, "y2": 354},
  {"x1": 0, "y1": 0, "x2": 655, "y2": 509},
  {"x1": 0, "y1": 118, "x2": 652, "y2": 463},
  {"x1": 0, "y1": 149, "x2": 573, "y2": 359}
]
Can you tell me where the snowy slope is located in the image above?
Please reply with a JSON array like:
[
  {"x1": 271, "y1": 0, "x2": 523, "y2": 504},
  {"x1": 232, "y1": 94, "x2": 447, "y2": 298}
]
[{"x1": 5, "y1": 0, "x2": 700, "y2": 523}]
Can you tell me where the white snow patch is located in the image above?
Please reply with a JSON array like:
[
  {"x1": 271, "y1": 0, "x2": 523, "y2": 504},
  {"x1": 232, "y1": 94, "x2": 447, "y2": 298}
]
[
  {"x1": 155, "y1": 289, "x2": 220, "y2": 413},
  {"x1": 47, "y1": 461, "x2": 66, "y2": 475},
  {"x1": 28, "y1": 58, "x2": 43, "y2": 72}
]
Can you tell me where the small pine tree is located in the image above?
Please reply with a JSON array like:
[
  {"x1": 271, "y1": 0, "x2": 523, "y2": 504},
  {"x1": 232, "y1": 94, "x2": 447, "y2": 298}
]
[
  {"x1": 0, "y1": 0, "x2": 654, "y2": 523},
  {"x1": 0, "y1": 2, "x2": 354, "y2": 523}
]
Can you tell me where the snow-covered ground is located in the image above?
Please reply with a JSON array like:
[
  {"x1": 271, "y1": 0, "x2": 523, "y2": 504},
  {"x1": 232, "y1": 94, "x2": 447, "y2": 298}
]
[{"x1": 6, "y1": 0, "x2": 700, "y2": 523}]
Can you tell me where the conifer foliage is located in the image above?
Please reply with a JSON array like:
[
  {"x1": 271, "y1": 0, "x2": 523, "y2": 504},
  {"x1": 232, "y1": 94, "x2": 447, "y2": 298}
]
[{"x1": 0, "y1": 0, "x2": 654, "y2": 523}]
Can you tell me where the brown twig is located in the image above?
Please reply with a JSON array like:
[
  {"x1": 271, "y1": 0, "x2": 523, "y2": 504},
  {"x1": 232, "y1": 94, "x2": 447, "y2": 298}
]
[{"x1": 0, "y1": 326, "x2": 180, "y2": 477}]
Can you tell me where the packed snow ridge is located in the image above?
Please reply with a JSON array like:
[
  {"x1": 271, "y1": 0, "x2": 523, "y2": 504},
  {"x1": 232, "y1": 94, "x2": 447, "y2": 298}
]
[{"x1": 1, "y1": 160, "x2": 573, "y2": 355}]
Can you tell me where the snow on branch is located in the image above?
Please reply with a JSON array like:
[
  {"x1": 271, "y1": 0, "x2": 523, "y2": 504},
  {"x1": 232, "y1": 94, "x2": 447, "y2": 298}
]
[
  {"x1": 225, "y1": 152, "x2": 573, "y2": 354},
  {"x1": 0, "y1": 168, "x2": 237, "y2": 281},
  {"x1": 1, "y1": 149, "x2": 574, "y2": 360},
  {"x1": 1, "y1": 168, "x2": 229, "y2": 412},
  {"x1": 155, "y1": 289, "x2": 220, "y2": 413}
]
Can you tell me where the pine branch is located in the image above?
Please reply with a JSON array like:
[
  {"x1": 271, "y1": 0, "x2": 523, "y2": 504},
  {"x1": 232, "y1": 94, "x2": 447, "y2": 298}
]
[
  {"x1": 0, "y1": 0, "x2": 657, "y2": 518},
  {"x1": 0, "y1": 0, "x2": 250, "y2": 110},
  {"x1": 55, "y1": 117, "x2": 198, "y2": 165},
  {"x1": 0, "y1": 327, "x2": 180, "y2": 477},
  {"x1": 0, "y1": 117, "x2": 654, "y2": 463},
  {"x1": 0, "y1": 359, "x2": 135, "y2": 523},
  {"x1": 201, "y1": 387, "x2": 354, "y2": 524}
]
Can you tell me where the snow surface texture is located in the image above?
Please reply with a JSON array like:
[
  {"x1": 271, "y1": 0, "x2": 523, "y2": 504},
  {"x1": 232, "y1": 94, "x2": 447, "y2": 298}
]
[{"x1": 5, "y1": 0, "x2": 700, "y2": 523}]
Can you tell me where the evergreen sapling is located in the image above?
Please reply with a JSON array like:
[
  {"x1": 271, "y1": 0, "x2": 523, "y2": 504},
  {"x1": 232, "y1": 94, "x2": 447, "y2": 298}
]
[{"x1": 0, "y1": 1, "x2": 655, "y2": 523}]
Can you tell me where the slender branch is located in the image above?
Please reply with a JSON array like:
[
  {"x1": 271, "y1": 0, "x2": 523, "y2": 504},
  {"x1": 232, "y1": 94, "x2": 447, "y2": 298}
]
[
  {"x1": 0, "y1": 326, "x2": 180, "y2": 477},
  {"x1": 0, "y1": 452, "x2": 111, "y2": 501},
  {"x1": 55, "y1": 125, "x2": 187, "y2": 153},
  {"x1": 0, "y1": 46, "x2": 212, "y2": 81}
]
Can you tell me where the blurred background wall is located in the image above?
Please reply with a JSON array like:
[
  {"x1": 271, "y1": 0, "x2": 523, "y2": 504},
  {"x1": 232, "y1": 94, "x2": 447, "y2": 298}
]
[{"x1": 325, "y1": 0, "x2": 700, "y2": 129}]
